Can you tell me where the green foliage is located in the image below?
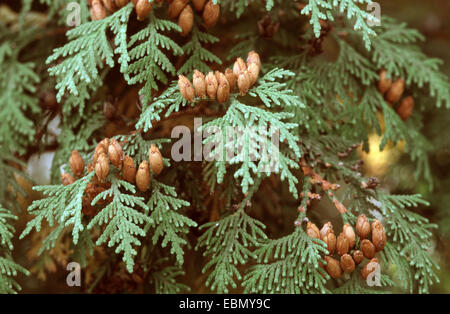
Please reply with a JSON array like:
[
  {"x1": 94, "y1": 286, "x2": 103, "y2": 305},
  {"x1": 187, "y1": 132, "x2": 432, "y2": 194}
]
[
  {"x1": 377, "y1": 193, "x2": 440, "y2": 293},
  {"x1": 243, "y1": 227, "x2": 329, "y2": 293},
  {"x1": 0, "y1": 42, "x2": 41, "y2": 154},
  {"x1": 20, "y1": 172, "x2": 96, "y2": 250},
  {"x1": 146, "y1": 180, "x2": 196, "y2": 265},
  {"x1": 178, "y1": 22, "x2": 222, "y2": 75},
  {"x1": 88, "y1": 175, "x2": 151, "y2": 273},
  {"x1": 126, "y1": 11, "x2": 183, "y2": 105},
  {"x1": 196, "y1": 186, "x2": 267, "y2": 293},
  {"x1": 150, "y1": 258, "x2": 190, "y2": 293},
  {"x1": 47, "y1": 4, "x2": 133, "y2": 101}
]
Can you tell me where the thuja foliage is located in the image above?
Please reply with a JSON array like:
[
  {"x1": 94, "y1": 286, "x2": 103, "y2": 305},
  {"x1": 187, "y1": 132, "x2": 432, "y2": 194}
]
[{"x1": 0, "y1": 0, "x2": 449, "y2": 293}]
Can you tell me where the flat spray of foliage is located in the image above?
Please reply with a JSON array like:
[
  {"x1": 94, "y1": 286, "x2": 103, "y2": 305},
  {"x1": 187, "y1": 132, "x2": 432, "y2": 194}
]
[{"x1": 0, "y1": 0, "x2": 448, "y2": 293}]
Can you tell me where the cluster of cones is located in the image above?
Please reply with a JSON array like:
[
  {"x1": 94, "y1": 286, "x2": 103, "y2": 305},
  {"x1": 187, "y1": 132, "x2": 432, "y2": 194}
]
[
  {"x1": 306, "y1": 214, "x2": 386, "y2": 280},
  {"x1": 89, "y1": 0, "x2": 220, "y2": 35},
  {"x1": 178, "y1": 51, "x2": 261, "y2": 103},
  {"x1": 169, "y1": 0, "x2": 220, "y2": 36},
  {"x1": 378, "y1": 69, "x2": 414, "y2": 120},
  {"x1": 61, "y1": 139, "x2": 164, "y2": 216}
]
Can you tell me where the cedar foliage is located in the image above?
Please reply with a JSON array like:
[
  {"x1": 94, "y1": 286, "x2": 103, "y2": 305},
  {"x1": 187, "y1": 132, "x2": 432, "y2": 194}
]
[{"x1": 0, "y1": 0, "x2": 448, "y2": 293}]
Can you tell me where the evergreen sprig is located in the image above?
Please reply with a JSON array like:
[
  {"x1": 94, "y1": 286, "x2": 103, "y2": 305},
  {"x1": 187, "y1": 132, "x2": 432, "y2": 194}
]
[{"x1": 87, "y1": 175, "x2": 152, "y2": 273}]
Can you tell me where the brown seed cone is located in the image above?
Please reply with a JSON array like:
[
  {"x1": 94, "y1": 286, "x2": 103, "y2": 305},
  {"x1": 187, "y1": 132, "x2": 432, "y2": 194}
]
[
  {"x1": 353, "y1": 250, "x2": 364, "y2": 264},
  {"x1": 122, "y1": 156, "x2": 137, "y2": 183},
  {"x1": 102, "y1": 0, "x2": 117, "y2": 12},
  {"x1": 131, "y1": 0, "x2": 138, "y2": 5},
  {"x1": 149, "y1": 144, "x2": 164, "y2": 175},
  {"x1": 385, "y1": 78, "x2": 405, "y2": 104},
  {"x1": 115, "y1": 0, "x2": 130, "y2": 7},
  {"x1": 361, "y1": 258, "x2": 379, "y2": 280},
  {"x1": 70, "y1": 150, "x2": 85, "y2": 177},
  {"x1": 320, "y1": 222, "x2": 335, "y2": 254},
  {"x1": 136, "y1": 0, "x2": 153, "y2": 21},
  {"x1": 217, "y1": 72, "x2": 230, "y2": 103},
  {"x1": 202, "y1": 0, "x2": 220, "y2": 28},
  {"x1": 371, "y1": 219, "x2": 387, "y2": 251},
  {"x1": 95, "y1": 153, "x2": 109, "y2": 181},
  {"x1": 356, "y1": 214, "x2": 371, "y2": 239},
  {"x1": 336, "y1": 232, "x2": 349, "y2": 256},
  {"x1": 233, "y1": 57, "x2": 247, "y2": 78},
  {"x1": 225, "y1": 68, "x2": 236, "y2": 91},
  {"x1": 306, "y1": 221, "x2": 320, "y2": 239},
  {"x1": 361, "y1": 239, "x2": 376, "y2": 259},
  {"x1": 178, "y1": 5, "x2": 194, "y2": 36},
  {"x1": 115, "y1": 0, "x2": 129, "y2": 8},
  {"x1": 247, "y1": 51, "x2": 261, "y2": 69},
  {"x1": 168, "y1": 0, "x2": 188, "y2": 19},
  {"x1": 237, "y1": 70, "x2": 251, "y2": 96},
  {"x1": 324, "y1": 256, "x2": 342, "y2": 279},
  {"x1": 108, "y1": 139, "x2": 123, "y2": 170},
  {"x1": 178, "y1": 75, "x2": 195, "y2": 102},
  {"x1": 247, "y1": 62, "x2": 260, "y2": 86},
  {"x1": 61, "y1": 173, "x2": 75, "y2": 186},
  {"x1": 205, "y1": 72, "x2": 218, "y2": 100},
  {"x1": 193, "y1": 70, "x2": 206, "y2": 98},
  {"x1": 343, "y1": 223, "x2": 356, "y2": 249},
  {"x1": 98, "y1": 138, "x2": 109, "y2": 151},
  {"x1": 192, "y1": 0, "x2": 206, "y2": 11},
  {"x1": 91, "y1": 0, "x2": 107, "y2": 20},
  {"x1": 396, "y1": 96, "x2": 414, "y2": 120},
  {"x1": 136, "y1": 160, "x2": 151, "y2": 192},
  {"x1": 340, "y1": 254, "x2": 356, "y2": 273},
  {"x1": 378, "y1": 69, "x2": 392, "y2": 95}
]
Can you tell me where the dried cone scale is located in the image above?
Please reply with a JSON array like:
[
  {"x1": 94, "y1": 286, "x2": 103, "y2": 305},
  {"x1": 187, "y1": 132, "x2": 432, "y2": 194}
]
[
  {"x1": 361, "y1": 258, "x2": 379, "y2": 280},
  {"x1": 306, "y1": 222, "x2": 320, "y2": 239},
  {"x1": 343, "y1": 223, "x2": 356, "y2": 249},
  {"x1": 385, "y1": 78, "x2": 405, "y2": 104},
  {"x1": 378, "y1": 69, "x2": 392, "y2": 95},
  {"x1": 340, "y1": 254, "x2": 355, "y2": 273},
  {"x1": 169, "y1": 0, "x2": 188, "y2": 19},
  {"x1": 206, "y1": 72, "x2": 218, "y2": 100},
  {"x1": 149, "y1": 144, "x2": 164, "y2": 175},
  {"x1": 91, "y1": 0, "x2": 107, "y2": 20},
  {"x1": 122, "y1": 156, "x2": 137, "y2": 183},
  {"x1": 325, "y1": 256, "x2": 342, "y2": 279},
  {"x1": 95, "y1": 153, "x2": 109, "y2": 181},
  {"x1": 108, "y1": 139, "x2": 123, "y2": 169},
  {"x1": 217, "y1": 72, "x2": 230, "y2": 103},
  {"x1": 193, "y1": 70, "x2": 206, "y2": 98},
  {"x1": 136, "y1": 160, "x2": 151, "y2": 192},
  {"x1": 136, "y1": 0, "x2": 153, "y2": 21},
  {"x1": 115, "y1": 0, "x2": 130, "y2": 8},
  {"x1": 371, "y1": 219, "x2": 386, "y2": 251},
  {"x1": 70, "y1": 150, "x2": 84, "y2": 177},
  {"x1": 336, "y1": 232, "x2": 349, "y2": 256},
  {"x1": 396, "y1": 96, "x2": 414, "y2": 120},
  {"x1": 237, "y1": 71, "x2": 251, "y2": 96},
  {"x1": 192, "y1": 0, "x2": 206, "y2": 11},
  {"x1": 320, "y1": 222, "x2": 336, "y2": 255},
  {"x1": 233, "y1": 58, "x2": 247, "y2": 78},
  {"x1": 61, "y1": 173, "x2": 75, "y2": 186},
  {"x1": 178, "y1": 5, "x2": 194, "y2": 36},
  {"x1": 102, "y1": 0, "x2": 117, "y2": 12},
  {"x1": 353, "y1": 250, "x2": 364, "y2": 264},
  {"x1": 361, "y1": 239, "x2": 376, "y2": 259},
  {"x1": 356, "y1": 214, "x2": 371, "y2": 239},
  {"x1": 178, "y1": 75, "x2": 195, "y2": 102},
  {"x1": 202, "y1": 0, "x2": 220, "y2": 28},
  {"x1": 225, "y1": 69, "x2": 236, "y2": 91}
]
